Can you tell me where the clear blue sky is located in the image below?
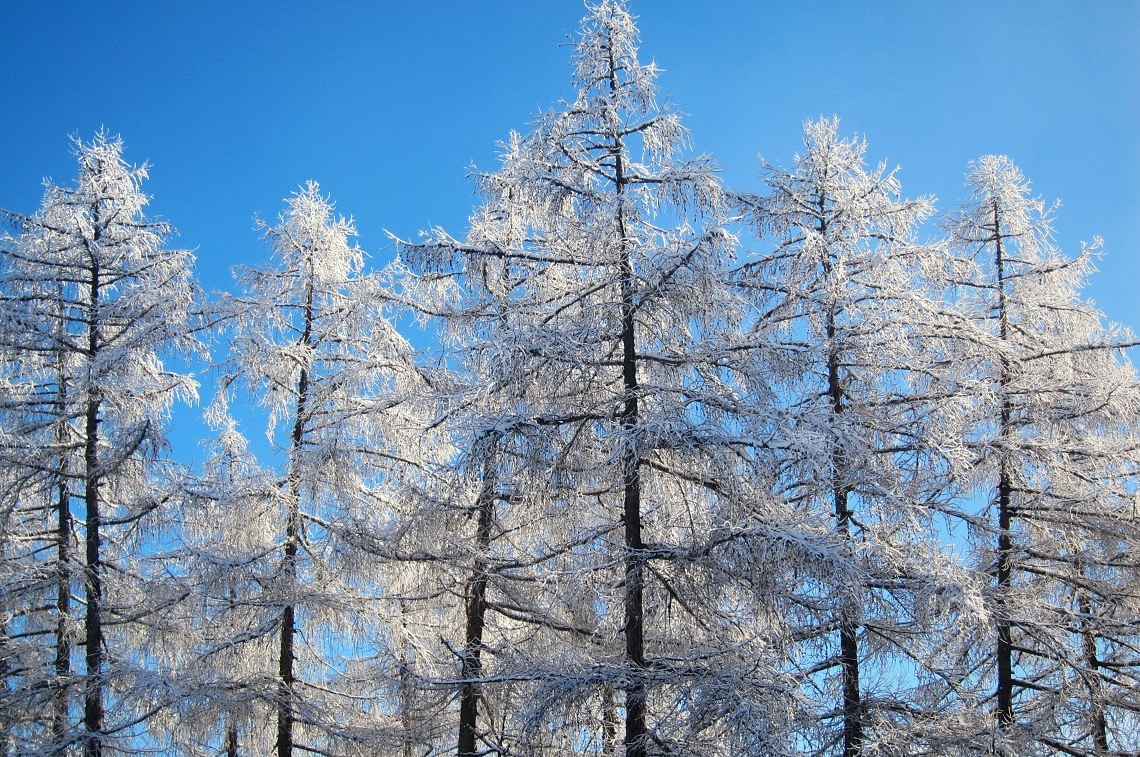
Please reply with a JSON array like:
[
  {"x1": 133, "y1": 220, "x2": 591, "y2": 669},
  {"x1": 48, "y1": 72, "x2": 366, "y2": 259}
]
[{"x1": 3, "y1": 0, "x2": 1138, "y2": 455}]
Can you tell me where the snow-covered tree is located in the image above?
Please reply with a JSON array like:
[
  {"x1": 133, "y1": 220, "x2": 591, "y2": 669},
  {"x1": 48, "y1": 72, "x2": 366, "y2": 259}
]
[
  {"x1": 400, "y1": 3, "x2": 835, "y2": 754},
  {"x1": 0, "y1": 237, "x2": 80, "y2": 751},
  {"x1": 0, "y1": 132, "x2": 201, "y2": 755},
  {"x1": 202, "y1": 181, "x2": 433, "y2": 755},
  {"x1": 948, "y1": 155, "x2": 1140, "y2": 755},
  {"x1": 735, "y1": 118, "x2": 986, "y2": 755},
  {"x1": 151, "y1": 422, "x2": 281, "y2": 755}
]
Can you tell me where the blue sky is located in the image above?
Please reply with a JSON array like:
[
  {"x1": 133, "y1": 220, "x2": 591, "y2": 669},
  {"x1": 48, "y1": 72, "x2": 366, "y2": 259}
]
[{"x1": 3, "y1": 0, "x2": 1138, "y2": 456}]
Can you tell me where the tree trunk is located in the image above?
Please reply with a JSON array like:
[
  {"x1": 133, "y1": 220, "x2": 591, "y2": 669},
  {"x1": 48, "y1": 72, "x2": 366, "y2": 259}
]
[
  {"x1": 602, "y1": 685, "x2": 618, "y2": 757},
  {"x1": 0, "y1": 625, "x2": 12, "y2": 754},
  {"x1": 82, "y1": 227, "x2": 104, "y2": 757},
  {"x1": 605, "y1": 32, "x2": 647, "y2": 757},
  {"x1": 615, "y1": 124, "x2": 647, "y2": 757},
  {"x1": 1077, "y1": 588, "x2": 1108, "y2": 754},
  {"x1": 277, "y1": 276, "x2": 314, "y2": 757},
  {"x1": 53, "y1": 333, "x2": 72, "y2": 754},
  {"x1": 399, "y1": 600, "x2": 414, "y2": 757},
  {"x1": 276, "y1": 537, "x2": 297, "y2": 757},
  {"x1": 827, "y1": 300, "x2": 862, "y2": 757},
  {"x1": 457, "y1": 455, "x2": 497, "y2": 757},
  {"x1": 992, "y1": 199, "x2": 1015, "y2": 733},
  {"x1": 225, "y1": 716, "x2": 239, "y2": 757},
  {"x1": 83, "y1": 393, "x2": 103, "y2": 757},
  {"x1": 54, "y1": 463, "x2": 72, "y2": 753}
]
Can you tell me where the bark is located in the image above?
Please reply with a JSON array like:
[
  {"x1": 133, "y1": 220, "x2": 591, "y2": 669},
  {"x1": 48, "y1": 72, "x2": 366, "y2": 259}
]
[
  {"x1": 457, "y1": 455, "x2": 498, "y2": 757},
  {"x1": 53, "y1": 364, "x2": 72, "y2": 754},
  {"x1": 82, "y1": 212, "x2": 104, "y2": 757},
  {"x1": 611, "y1": 63, "x2": 647, "y2": 757},
  {"x1": 53, "y1": 459, "x2": 71, "y2": 753},
  {"x1": 1077, "y1": 588, "x2": 1108, "y2": 755},
  {"x1": 602, "y1": 686, "x2": 619, "y2": 757},
  {"x1": 277, "y1": 270, "x2": 314, "y2": 757},
  {"x1": 992, "y1": 199, "x2": 1015, "y2": 733},
  {"x1": 820, "y1": 195, "x2": 862, "y2": 756},
  {"x1": 584, "y1": 23, "x2": 649, "y2": 756},
  {"x1": 225, "y1": 717, "x2": 239, "y2": 757},
  {"x1": 53, "y1": 286, "x2": 74, "y2": 752},
  {"x1": 0, "y1": 625, "x2": 11, "y2": 754},
  {"x1": 828, "y1": 304, "x2": 862, "y2": 757},
  {"x1": 399, "y1": 601, "x2": 414, "y2": 757}
]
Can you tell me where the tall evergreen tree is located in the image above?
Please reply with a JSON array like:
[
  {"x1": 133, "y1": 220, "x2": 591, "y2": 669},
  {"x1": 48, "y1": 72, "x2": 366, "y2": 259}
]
[
  {"x1": 0, "y1": 132, "x2": 201, "y2": 754},
  {"x1": 205, "y1": 181, "x2": 433, "y2": 755},
  {"x1": 735, "y1": 118, "x2": 986, "y2": 755},
  {"x1": 401, "y1": 3, "x2": 838, "y2": 753},
  {"x1": 948, "y1": 155, "x2": 1140, "y2": 755}
]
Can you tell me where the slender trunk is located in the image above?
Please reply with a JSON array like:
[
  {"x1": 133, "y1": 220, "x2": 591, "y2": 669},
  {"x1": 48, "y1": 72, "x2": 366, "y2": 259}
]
[
  {"x1": 1077, "y1": 588, "x2": 1108, "y2": 754},
  {"x1": 82, "y1": 215, "x2": 104, "y2": 757},
  {"x1": 224, "y1": 715, "x2": 239, "y2": 757},
  {"x1": 601, "y1": 685, "x2": 618, "y2": 757},
  {"x1": 995, "y1": 456, "x2": 1013, "y2": 730},
  {"x1": 83, "y1": 391, "x2": 103, "y2": 757},
  {"x1": 0, "y1": 624, "x2": 12, "y2": 754},
  {"x1": 620, "y1": 287, "x2": 646, "y2": 757},
  {"x1": 814, "y1": 195, "x2": 862, "y2": 756},
  {"x1": 827, "y1": 302, "x2": 861, "y2": 757},
  {"x1": 399, "y1": 600, "x2": 414, "y2": 757},
  {"x1": 277, "y1": 274, "x2": 314, "y2": 757},
  {"x1": 53, "y1": 345, "x2": 72, "y2": 754},
  {"x1": 604, "y1": 32, "x2": 647, "y2": 757},
  {"x1": 992, "y1": 199, "x2": 1015, "y2": 732},
  {"x1": 457, "y1": 455, "x2": 497, "y2": 757},
  {"x1": 54, "y1": 461, "x2": 71, "y2": 752},
  {"x1": 276, "y1": 527, "x2": 297, "y2": 757}
]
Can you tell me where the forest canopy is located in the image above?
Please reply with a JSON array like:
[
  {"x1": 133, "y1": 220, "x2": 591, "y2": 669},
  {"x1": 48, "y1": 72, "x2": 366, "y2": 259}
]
[{"x1": 1, "y1": 2, "x2": 1137, "y2": 755}]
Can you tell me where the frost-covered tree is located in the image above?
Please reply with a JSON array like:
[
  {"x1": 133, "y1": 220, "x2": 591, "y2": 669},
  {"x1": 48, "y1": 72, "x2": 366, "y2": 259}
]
[
  {"x1": 400, "y1": 3, "x2": 834, "y2": 754},
  {"x1": 152, "y1": 423, "x2": 280, "y2": 756},
  {"x1": 948, "y1": 156, "x2": 1140, "y2": 755},
  {"x1": 0, "y1": 132, "x2": 201, "y2": 755},
  {"x1": 735, "y1": 118, "x2": 986, "y2": 755},
  {"x1": 0, "y1": 230, "x2": 81, "y2": 751},
  {"x1": 204, "y1": 181, "x2": 433, "y2": 756}
]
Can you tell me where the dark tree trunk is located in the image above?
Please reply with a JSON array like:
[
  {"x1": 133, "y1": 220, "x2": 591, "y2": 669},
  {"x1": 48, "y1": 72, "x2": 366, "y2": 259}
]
[
  {"x1": 399, "y1": 600, "x2": 415, "y2": 757},
  {"x1": 277, "y1": 276, "x2": 314, "y2": 757},
  {"x1": 615, "y1": 118, "x2": 647, "y2": 757},
  {"x1": 54, "y1": 462, "x2": 72, "y2": 753},
  {"x1": 82, "y1": 221, "x2": 104, "y2": 757},
  {"x1": 52, "y1": 316, "x2": 72, "y2": 752},
  {"x1": 827, "y1": 302, "x2": 862, "y2": 757},
  {"x1": 53, "y1": 357, "x2": 72, "y2": 755},
  {"x1": 1077, "y1": 588, "x2": 1108, "y2": 754},
  {"x1": 602, "y1": 686, "x2": 619, "y2": 757},
  {"x1": 225, "y1": 716, "x2": 239, "y2": 757},
  {"x1": 815, "y1": 197, "x2": 863, "y2": 756},
  {"x1": 457, "y1": 459, "x2": 497, "y2": 757},
  {"x1": 275, "y1": 539, "x2": 297, "y2": 757},
  {"x1": 604, "y1": 29, "x2": 648, "y2": 757},
  {"x1": 0, "y1": 625, "x2": 11, "y2": 754},
  {"x1": 992, "y1": 199, "x2": 1015, "y2": 733}
]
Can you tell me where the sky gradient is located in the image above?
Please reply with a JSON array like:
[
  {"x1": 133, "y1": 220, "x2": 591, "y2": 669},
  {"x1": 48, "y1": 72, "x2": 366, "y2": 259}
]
[{"x1": 3, "y1": 0, "x2": 1138, "y2": 456}]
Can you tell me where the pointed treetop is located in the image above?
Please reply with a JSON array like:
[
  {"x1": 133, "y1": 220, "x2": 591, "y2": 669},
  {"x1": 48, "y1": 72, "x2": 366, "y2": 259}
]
[
  {"x1": 573, "y1": 0, "x2": 658, "y2": 109},
  {"x1": 260, "y1": 180, "x2": 363, "y2": 287}
]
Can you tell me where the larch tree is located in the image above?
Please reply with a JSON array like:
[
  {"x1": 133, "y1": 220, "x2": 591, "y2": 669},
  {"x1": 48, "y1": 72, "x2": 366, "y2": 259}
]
[
  {"x1": 947, "y1": 155, "x2": 1140, "y2": 755},
  {"x1": 401, "y1": 3, "x2": 836, "y2": 754},
  {"x1": 735, "y1": 118, "x2": 986, "y2": 755},
  {"x1": 0, "y1": 213, "x2": 82, "y2": 751},
  {"x1": 152, "y1": 421, "x2": 281, "y2": 755},
  {"x1": 0, "y1": 132, "x2": 201, "y2": 755},
  {"x1": 207, "y1": 181, "x2": 433, "y2": 756}
]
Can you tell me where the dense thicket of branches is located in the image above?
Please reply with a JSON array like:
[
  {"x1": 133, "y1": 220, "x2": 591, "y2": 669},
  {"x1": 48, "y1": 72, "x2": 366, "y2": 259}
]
[{"x1": 2, "y1": 2, "x2": 1137, "y2": 755}]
